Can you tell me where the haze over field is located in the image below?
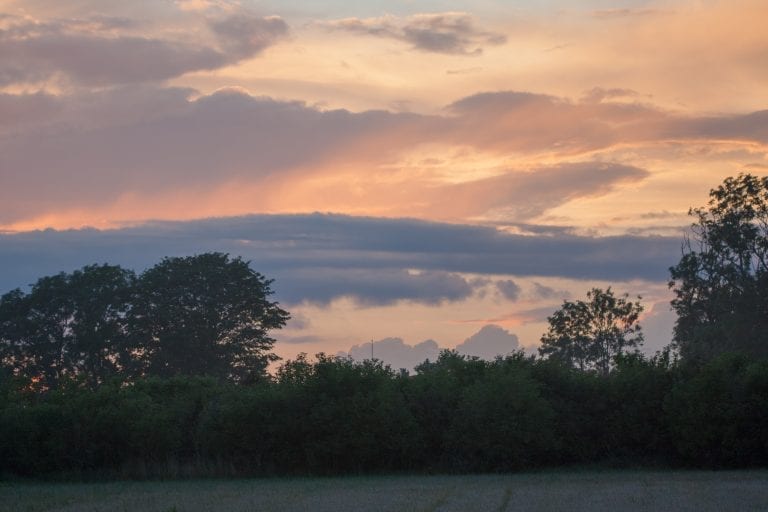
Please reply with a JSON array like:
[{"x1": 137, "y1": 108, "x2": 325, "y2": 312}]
[{"x1": 1, "y1": 0, "x2": 766, "y2": 366}]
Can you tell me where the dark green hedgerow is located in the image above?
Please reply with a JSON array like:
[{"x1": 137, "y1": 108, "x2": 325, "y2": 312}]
[{"x1": 0, "y1": 351, "x2": 767, "y2": 479}]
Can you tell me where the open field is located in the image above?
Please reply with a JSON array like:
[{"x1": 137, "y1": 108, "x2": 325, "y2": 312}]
[{"x1": 2, "y1": 471, "x2": 768, "y2": 512}]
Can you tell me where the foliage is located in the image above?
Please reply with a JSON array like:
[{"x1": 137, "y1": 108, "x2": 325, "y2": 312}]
[
  {"x1": 0, "y1": 253, "x2": 289, "y2": 388},
  {"x1": 131, "y1": 253, "x2": 289, "y2": 382},
  {"x1": 445, "y1": 355, "x2": 555, "y2": 471},
  {"x1": 539, "y1": 287, "x2": 644, "y2": 375},
  {"x1": 2, "y1": 352, "x2": 766, "y2": 478},
  {"x1": 666, "y1": 353, "x2": 768, "y2": 467},
  {"x1": 670, "y1": 174, "x2": 768, "y2": 363},
  {"x1": 602, "y1": 354, "x2": 675, "y2": 463},
  {"x1": 407, "y1": 351, "x2": 491, "y2": 469},
  {"x1": 0, "y1": 265, "x2": 136, "y2": 390}
]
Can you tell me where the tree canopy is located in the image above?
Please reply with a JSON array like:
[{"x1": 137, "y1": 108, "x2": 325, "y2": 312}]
[
  {"x1": 132, "y1": 253, "x2": 289, "y2": 383},
  {"x1": 538, "y1": 287, "x2": 644, "y2": 375},
  {"x1": 669, "y1": 173, "x2": 768, "y2": 363},
  {"x1": 0, "y1": 264, "x2": 136, "y2": 389},
  {"x1": 0, "y1": 253, "x2": 289, "y2": 388}
]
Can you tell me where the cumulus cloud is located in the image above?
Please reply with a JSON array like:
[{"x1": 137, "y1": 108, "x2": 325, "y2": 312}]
[
  {"x1": 341, "y1": 326, "x2": 524, "y2": 372},
  {"x1": 455, "y1": 324, "x2": 520, "y2": 360},
  {"x1": 322, "y1": 12, "x2": 506, "y2": 55},
  {"x1": 341, "y1": 338, "x2": 440, "y2": 372}
]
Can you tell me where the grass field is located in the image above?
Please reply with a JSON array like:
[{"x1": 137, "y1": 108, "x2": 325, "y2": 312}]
[{"x1": 2, "y1": 470, "x2": 768, "y2": 512}]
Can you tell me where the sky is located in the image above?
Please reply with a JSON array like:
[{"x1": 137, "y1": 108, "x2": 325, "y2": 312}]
[{"x1": 1, "y1": 0, "x2": 766, "y2": 370}]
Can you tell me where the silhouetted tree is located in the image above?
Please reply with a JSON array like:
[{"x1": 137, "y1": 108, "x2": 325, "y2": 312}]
[
  {"x1": 539, "y1": 287, "x2": 643, "y2": 375},
  {"x1": 669, "y1": 174, "x2": 768, "y2": 363},
  {"x1": 0, "y1": 264, "x2": 136, "y2": 389},
  {"x1": 131, "y1": 253, "x2": 289, "y2": 382}
]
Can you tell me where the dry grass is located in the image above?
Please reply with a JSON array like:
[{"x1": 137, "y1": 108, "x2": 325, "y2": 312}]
[{"x1": 2, "y1": 470, "x2": 768, "y2": 512}]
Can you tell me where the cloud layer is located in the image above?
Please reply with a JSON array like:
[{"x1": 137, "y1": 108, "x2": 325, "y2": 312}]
[
  {"x1": 0, "y1": 214, "x2": 680, "y2": 306},
  {"x1": 2, "y1": 84, "x2": 765, "y2": 230}
]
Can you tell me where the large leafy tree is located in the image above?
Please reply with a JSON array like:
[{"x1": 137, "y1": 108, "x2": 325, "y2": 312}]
[
  {"x1": 669, "y1": 173, "x2": 768, "y2": 363},
  {"x1": 0, "y1": 264, "x2": 136, "y2": 389},
  {"x1": 131, "y1": 253, "x2": 289, "y2": 382},
  {"x1": 539, "y1": 287, "x2": 644, "y2": 375}
]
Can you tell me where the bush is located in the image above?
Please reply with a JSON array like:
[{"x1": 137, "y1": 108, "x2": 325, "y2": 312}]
[
  {"x1": 2, "y1": 351, "x2": 768, "y2": 478},
  {"x1": 666, "y1": 353, "x2": 768, "y2": 467},
  {"x1": 446, "y1": 358, "x2": 555, "y2": 471}
]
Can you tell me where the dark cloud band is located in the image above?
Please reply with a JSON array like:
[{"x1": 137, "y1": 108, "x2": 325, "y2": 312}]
[{"x1": 0, "y1": 214, "x2": 681, "y2": 305}]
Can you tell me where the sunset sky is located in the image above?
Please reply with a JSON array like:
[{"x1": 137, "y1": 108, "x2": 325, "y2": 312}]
[{"x1": 1, "y1": 0, "x2": 766, "y2": 370}]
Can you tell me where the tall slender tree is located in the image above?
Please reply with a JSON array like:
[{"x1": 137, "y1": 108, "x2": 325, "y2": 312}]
[{"x1": 669, "y1": 173, "x2": 768, "y2": 362}]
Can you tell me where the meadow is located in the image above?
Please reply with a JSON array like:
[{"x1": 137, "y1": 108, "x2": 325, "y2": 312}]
[{"x1": 3, "y1": 471, "x2": 768, "y2": 512}]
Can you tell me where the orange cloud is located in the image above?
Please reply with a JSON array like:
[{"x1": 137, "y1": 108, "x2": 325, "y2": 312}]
[{"x1": 2, "y1": 85, "x2": 766, "y2": 232}]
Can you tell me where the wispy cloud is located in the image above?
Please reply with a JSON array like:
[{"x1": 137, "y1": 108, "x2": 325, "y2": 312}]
[
  {"x1": 321, "y1": 12, "x2": 506, "y2": 55},
  {"x1": 458, "y1": 306, "x2": 558, "y2": 326}
]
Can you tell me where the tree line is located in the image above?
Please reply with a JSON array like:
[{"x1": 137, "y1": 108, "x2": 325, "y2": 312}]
[
  {"x1": 1, "y1": 351, "x2": 766, "y2": 477},
  {"x1": 1, "y1": 173, "x2": 768, "y2": 477}
]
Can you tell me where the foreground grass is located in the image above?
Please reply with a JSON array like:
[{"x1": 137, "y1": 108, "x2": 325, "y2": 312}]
[{"x1": 2, "y1": 470, "x2": 768, "y2": 512}]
